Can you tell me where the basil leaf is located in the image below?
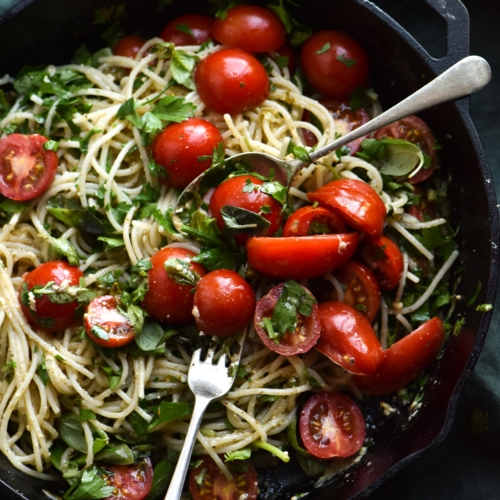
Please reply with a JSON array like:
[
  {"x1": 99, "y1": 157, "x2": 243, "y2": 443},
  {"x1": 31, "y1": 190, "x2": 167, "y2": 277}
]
[
  {"x1": 220, "y1": 205, "x2": 271, "y2": 235},
  {"x1": 50, "y1": 440, "x2": 67, "y2": 472},
  {"x1": 48, "y1": 236, "x2": 80, "y2": 265},
  {"x1": 0, "y1": 197, "x2": 30, "y2": 214},
  {"x1": 296, "y1": 451, "x2": 329, "y2": 477},
  {"x1": 97, "y1": 236, "x2": 125, "y2": 248},
  {"x1": 95, "y1": 443, "x2": 134, "y2": 465},
  {"x1": 316, "y1": 42, "x2": 330, "y2": 55},
  {"x1": 59, "y1": 412, "x2": 87, "y2": 453},
  {"x1": 164, "y1": 258, "x2": 201, "y2": 287},
  {"x1": 101, "y1": 366, "x2": 122, "y2": 391},
  {"x1": 336, "y1": 54, "x2": 357, "y2": 67},
  {"x1": 91, "y1": 325, "x2": 109, "y2": 342},
  {"x1": 135, "y1": 321, "x2": 171, "y2": 351},
  {"x1": 224, "y1": 448, "x2": 252, "y2": 461},
  {"x1": 376, "y1": 138, "x2": 424, "y2": 176},
  {"x1": 151, "y1": 95, "x2": 196, "y2": 123},
  {"x1": 63, "y1": 466, "x2": 114, "y2": 500},
  {"x1": 192, "y1": 246, "x2": 243, "y2": 272},
  {"x1": 79, "y1": 408, "x2": 96, "y2": 422},
  {"x1": 148, "y1": 401, "x2": 194, "y2": 432},
  {"x1": 146, "y1": 457, "x2": 174, "y2": 500},
  {"x1": 37, "y1": 355, "x2": 49, "y2": 386},
  {"x1": 92, "y1": 426, "x2": 109, "y2": 454}
]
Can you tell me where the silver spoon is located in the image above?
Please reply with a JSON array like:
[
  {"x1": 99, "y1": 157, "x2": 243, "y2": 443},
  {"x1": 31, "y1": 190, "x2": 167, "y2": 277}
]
[{"x1": 174, "y1": 55, "x2": 490, "y2": 209}]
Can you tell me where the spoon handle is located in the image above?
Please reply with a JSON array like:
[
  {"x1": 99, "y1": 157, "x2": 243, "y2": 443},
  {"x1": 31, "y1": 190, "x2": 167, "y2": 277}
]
[{"x1": 307, "y1": 55, "x2": 491, "y2": 164}]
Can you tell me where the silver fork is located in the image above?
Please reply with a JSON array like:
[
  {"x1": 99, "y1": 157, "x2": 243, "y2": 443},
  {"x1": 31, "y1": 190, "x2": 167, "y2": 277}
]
[{"x1": 164, "y1": 329, "x2": 248, "y2": 500}]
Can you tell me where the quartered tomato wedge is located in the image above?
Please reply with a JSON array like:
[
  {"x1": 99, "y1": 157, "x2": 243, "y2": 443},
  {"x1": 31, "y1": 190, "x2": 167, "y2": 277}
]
[
  {"x1": 315, "y1": 301, "x2": 384, "y2": 375},
  {"x1": 282, "y1": 205, "x2": 345, "y2": 236},
  {"x1": 246, "y1": 233, "x2": 359, "y2": 279},
  {"x1": 103, "y1": 458, "x2": 153, "y2": 500},
  {"x1": 161, "y1": 14, "x2": 214, "y2": 46},
  {"x1": 308, "y1": 179, "x2": 386, "y2": 237},
  {"x1": 0, "y1": 134, "x2": 58, "y2": 201},
  {"x1": 353, "y1": 317, "x2": 445, "y2": 395},
  {"x1": 189, "y1": 456, "x2": 258, "y2": 500},
  {"x1": 299, "y1": 392, "x2": 365, "y2": 459}
]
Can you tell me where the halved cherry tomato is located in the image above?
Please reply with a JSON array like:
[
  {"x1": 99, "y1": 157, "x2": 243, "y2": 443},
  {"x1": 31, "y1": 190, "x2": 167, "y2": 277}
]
[
  {"x1": 161, "y1": 14, "x2": 214, "y2": 46},
  {"x1": 189, "y1": 456, "x2": 258, "y2": 500},
  {"x1": 353, "y1": 317, "x2": 445, "y2": 395},
  {"x1": 193, "y1": 269, "x2": 256, "y2": 337},
  {"x1": 0, "y1": 134, "x2": 58, "y2": 201},
  {"x1": 194, "y1": 48, "x2": 270, "y2": 115},
  {"x1": 19, "y1": 261, "x2": 83, "y2": 333},
  {"x1": 282, "y1": 205, "x2": 345, "y2": 236},
  {"x1": 374, "y1": 115, "x2": 438, "y2": 184},
  {"x1": 247, "y1": 233, "x2": 359, "y2": 279},
  {"x1": 210, "y1": 5, "x2": 285, "y2": 53},
  {"x1": 300, "y1": 30, "x2": 369, "y2": 99},
  {"x1": 254, "y1": 282, "x2": 320, "y2": 355},
  {"x1": 151, "y1": 118, "x2": 223, "y2": 188},
  {"x1": 315, "y1": 301, "x2": 384, "y2": 375},
  {"x1": 103, "y1": 458, "x2": 153, "y2": 500},
  {"x1": 333, "y1": 260, "x2": 380, "y2": 322},
  {"x1": 299, "y1": 392, "x2": 365, "y2": 459},
  {"x1": 361, "y1": 235, "x2": 404, "y2": 291},
  {"x1": 84, "y1": 295, "x2": 135, "y2": 348},
  {"x1": 308, "y1": 179, "x2": 386, "y2": 237},
  {"x1": 142, "y1": 247, "x2": 207, "y2": 324},
  {"x1": 112, "y1": 35, "x2": 147, "y2": 59}
]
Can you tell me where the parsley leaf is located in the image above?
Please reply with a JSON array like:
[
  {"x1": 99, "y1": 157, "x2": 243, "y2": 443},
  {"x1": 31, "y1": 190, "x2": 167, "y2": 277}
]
[
  {"x1": 151, "y1": 95, "x2": 196, "y2": 123},
  {"x1": 336, "y1": 54, "x2": 357, "y2": 67},
  {"x1": 47, "y1": 236, "x2": 80, "y2": 266},
  {"x1": 316, "y1": 42, "x2": 330, "y2": 55},
  {"x1": 63, "y1": 466, "x2": 114, "y2": 500}
]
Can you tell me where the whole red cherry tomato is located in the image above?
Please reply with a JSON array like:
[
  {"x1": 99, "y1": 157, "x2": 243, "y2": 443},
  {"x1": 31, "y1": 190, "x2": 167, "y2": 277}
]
[
  {"x1": 247, "y1": 233, "x2": 359, "y2": 279},
  {"x1": 210, "y1": 5, "x2": 285, "y2": 53},
  {"x1": 102, "y1": 458, "x2": 153, "y2": 500},
  {"x1": 308, "y1": 179, "x2": 386, "y2": 237},
  {"x1": 193, "y1": 269, "x2": 256, "y2": 337},
  {"x1": 299, "y1": 392, "x2": 365, "y2": 459},
  {"x1": 254, "y1": 282, "x2": 320, "y2": 355},
  {"x1": 189, "y1": 456, "x2": 258, "y2": 500},
  {"x1": 161, "y1": 14, "x2": 214, "y2": 46},
  {"x1": 195, "y1": 48, "x2": 269, "y2": 115},
  {"x1": 361, "y1": 235, "x2": 404, "y2": 291},
  {"x1": 353, "y1": 317, "x2": 445, "y2": 395},
  {"x1": 19, "y1": 261, "x2": 83, "y2": 332},
  {"x1": 300, "y1": 30, "x2": 369, "y2": 99},
  {"x1": 112, "y1": 35, "x2": 147, "y2": 59},
  {"x1": 142, "y1": 247, "x2": 207, "y2": 324},
  {"x1": 374, "y1": 115, "x2": 438, "y2": 183},
  {"x1": 282, "y1": 205, "x2": 345, "y2": 236},
  {"x1": 84, "y1": 295, "x2": 135, "y2": 348},
  {"x1": 0, "y1": 134, "x2": 58, "y2": 201},
  {"x1": 151, "y1": 118, "x2": 223, "y2": 188},
  {"x1": 315, "y1": 301, "x2": 384, "y2": 375}
]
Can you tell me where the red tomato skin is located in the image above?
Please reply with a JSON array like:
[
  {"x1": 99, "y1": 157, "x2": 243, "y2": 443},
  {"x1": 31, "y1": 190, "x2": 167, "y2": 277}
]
[
  {"x1": 299, "y1": 392, "x2": 366, "y2": 459},
  {"x1": 161, "y1": 14, "x2": 214, "y2": 46},
  {"x1": 282, "y1": 205, "x2": 346, "y2": 236},
  {"x1": 247, "y1": 233, "x2": 359, "y2": 279},
  {"x1": 0, "y1": 134, "x2": 58, "y2": 201},
  {"x1": 210, "y1": 5, "x2": 285, "y2": 53},
  {"x1": 308, "y1": 179, "x2": 386, "y2": 237},
  {"x1": 353, "y1": 317, "x2": 445, "y2": 395},
  {"x1": 254, "y1": 283, "x2": 320, "y2": 355},
  {"x1": 112, "y1": 35, "x2": 147, "y2": 59},
  {"x1": 103, "y1": 458, "x2": 153, "y2": 500},
  {"x1": 19, "y1": 261, "x2": 83, "y2": 333},
  {"x1": 194, "y1": 48, "x2": 270, "y2": 115},
  {"x1": 315, "y1": 301, "x2": 384, "y2": 376},
  {"x1": 142, "y1": 247, "x2": 207, "y2": 324},
  {"x1": 151, "y1": 118, "x2": 223, "y2": 188},
  {"x1": 193, "y1": 269, "x2": 256, "y2": 337},
  {"x1": 300, "y1": 30, "x2": 369, "y2": 99},
  {"x1": 361, "y1": 235, "x2": 404, "y2": 291}
]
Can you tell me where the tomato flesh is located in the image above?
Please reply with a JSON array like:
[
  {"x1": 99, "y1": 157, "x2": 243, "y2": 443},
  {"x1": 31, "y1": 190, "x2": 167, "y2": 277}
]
[
  {"x1": 282, "y1": 205, "x2": 345, "y2": 236},
  {"x1": 112, "y1": 35, "x2": 147, "y2": 59},
  {"x1": 103, "y1": 458, "x2": 153, "y2": 500},
  {"x1": 161, "y1": 14, "x2": 214, "y2": 46}
]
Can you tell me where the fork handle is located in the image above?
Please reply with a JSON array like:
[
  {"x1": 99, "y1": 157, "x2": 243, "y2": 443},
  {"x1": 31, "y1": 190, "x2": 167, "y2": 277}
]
[{"x1": 164, "y1": 396, "x2": 211, "y2": 500}]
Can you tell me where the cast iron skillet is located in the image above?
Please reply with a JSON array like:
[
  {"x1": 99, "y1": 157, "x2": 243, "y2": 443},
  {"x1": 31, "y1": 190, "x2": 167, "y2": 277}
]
[{"x1": 0, "y1": 0, "x2": 497, "y2": 498}]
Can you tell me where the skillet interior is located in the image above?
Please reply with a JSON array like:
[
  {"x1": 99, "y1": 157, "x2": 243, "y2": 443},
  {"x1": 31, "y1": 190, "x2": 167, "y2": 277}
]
[{"x1": 0, "y1": 0, "x2": 497, "y2": 499}]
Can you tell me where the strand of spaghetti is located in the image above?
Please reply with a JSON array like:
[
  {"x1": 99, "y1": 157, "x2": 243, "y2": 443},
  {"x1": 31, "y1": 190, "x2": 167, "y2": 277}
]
[
  {"x1": 388, "y1": 218, "x2": 434, "y2": 260},
  {"x1": 223, "y1": 400, "x2": 267, "y2": 442},
  {"x1": 227, "y1": 385, "x2": 311, "y2": 398}
]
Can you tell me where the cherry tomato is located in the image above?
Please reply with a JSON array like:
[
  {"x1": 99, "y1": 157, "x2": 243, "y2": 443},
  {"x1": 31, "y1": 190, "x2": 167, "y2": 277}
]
[
  {"x1": 247, "y1": 233, "x2": 359, "y2": 280},
  {"x1": 189, "y1": 456, "x2": 258, "y2": 500},
  {"x1": 84, "y1": 295, "x2": 134, "y2": 348},
  {"x1": 299, "y1": 392, "x2": 365, "y2": 459},
  {"x1": 374, "y1": 115, "x2": 438, "y2": 183},
  {"x1": 274, "y1": 43, "x2": 295, "y2": 74},
  {"x1": 308, "y1": 179, "x2": 386, "y2": 237},
  {"x1": 211, "y1": 5, "x2": 285, "y2": 53},
  {"x1": 300, "y1": 30, "x2": 369, "y2": 99},
  {"x1": 195, "y1": 48, "x2": 270, "y2": 115},
  {"x1": 0, "y1": 134, "x2": 58, "y2": 201},
  {"x1": 151, "y1": 118, "x2": 223, "y2": 188},
  {"x1": 315, "y1": 301, "x2": 384, "y2": 375},
  {"x1": 19, "y1": 261, "x2": 83, "y2": 333},
  {"x1": 353, "y1": 317, "x2": 445, "y2": 395},
  {"x1": 193, "y1": 269, "x2": 256, "y2": 337},
  {"x1": 361, "y1": 235, "x2": 404, "y2": 291},
  {"x1": 333, "y1": 260, "x2": 380, "y2": 322},
  {"x1": 254, "y1": 283, "x2": 320, "y2": 355},
  {"x1": 161, "y1": 14, "x2": 214, "y2": 46},
  {"x1": 142, "y1": 247, "x2": 207, "y2": 324},
  {"x1": 112, "y1": 35, "x2": 147, "y2": 59},
  {"x1": 103, "y1": 458, "x2": 153, "y2": 500},
  {"x1": 209, "y1": 175, "x2": 283, "y2": 244},
  {"x1": 406, "y1": 187, "x2": 438, "y2": 221},
  {"x1": 282, "y1": 205, "x2": 345, "y2": 237}
]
